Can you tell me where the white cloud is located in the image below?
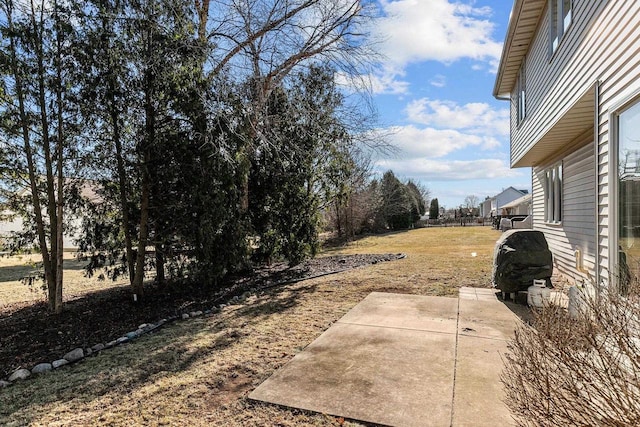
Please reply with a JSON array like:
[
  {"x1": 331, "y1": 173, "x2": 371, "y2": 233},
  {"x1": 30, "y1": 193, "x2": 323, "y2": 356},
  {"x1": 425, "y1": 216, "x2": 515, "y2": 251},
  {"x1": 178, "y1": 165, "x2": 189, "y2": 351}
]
[
  {"x1": 383, "y1": 125, "x2": 501, "y2": 158},
  {"x1": 335, "y1": 68, "x2": 410, "y2": 95},
  {"x1": 376, "y1": 158, "x2": 521, "y2": 181},
  {"x1": 369, "y1": 71, "x2": 411, "y2": 95},
  {"x1": 375, "y1": 0, "x2": 503, "y2": 68},
  {"x1": 405, "y1": 98, "x2": 510, "y2": 136},
  {"x1": 430, "y1": 74, "x2": 447, "y2": 88}
]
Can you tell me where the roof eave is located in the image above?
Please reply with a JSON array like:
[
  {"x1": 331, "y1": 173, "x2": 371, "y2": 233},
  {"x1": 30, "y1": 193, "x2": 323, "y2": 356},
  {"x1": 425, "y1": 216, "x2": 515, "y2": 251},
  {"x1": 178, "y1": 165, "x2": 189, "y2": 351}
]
[{"x1": 493, "y1": 0, "x2": 546, "y2": 99}]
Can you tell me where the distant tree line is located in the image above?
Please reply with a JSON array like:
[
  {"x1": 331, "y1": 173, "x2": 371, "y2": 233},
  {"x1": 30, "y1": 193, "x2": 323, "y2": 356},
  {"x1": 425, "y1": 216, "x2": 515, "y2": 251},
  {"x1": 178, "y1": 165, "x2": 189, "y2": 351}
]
[
  {"x1": 0, "y1": 0, "x2": 377, "y2": 312},
  {"x1": 325, "y1": 170, "x2": 429, "y2": 240}
]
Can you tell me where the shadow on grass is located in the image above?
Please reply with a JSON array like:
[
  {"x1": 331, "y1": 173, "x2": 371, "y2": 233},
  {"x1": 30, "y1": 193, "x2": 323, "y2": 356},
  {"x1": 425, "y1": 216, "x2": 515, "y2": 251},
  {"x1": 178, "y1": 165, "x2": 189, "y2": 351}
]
[
  {"x1": 321, "y1": 229, "x2": 416, "y2": 253},
  {"x1": 0, "y1": 281, "x2": 321, "y2": 424},
  {"x1": 0, "y1": 259, "x2": 89, "y2": 284},
  {"x1": 0, "y1": 264, "x2": 42, "y2": 283}
]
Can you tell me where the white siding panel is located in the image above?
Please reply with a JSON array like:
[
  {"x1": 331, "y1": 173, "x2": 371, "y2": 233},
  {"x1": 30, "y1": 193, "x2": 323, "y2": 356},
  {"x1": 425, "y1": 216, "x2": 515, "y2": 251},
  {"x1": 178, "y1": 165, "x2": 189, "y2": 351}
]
[
  {"x1": 507, "y1": 0, "x2": 640, "y2": 282},
  {"x1": 532, "y1": 141, "x2": 595, "y2": 282}
]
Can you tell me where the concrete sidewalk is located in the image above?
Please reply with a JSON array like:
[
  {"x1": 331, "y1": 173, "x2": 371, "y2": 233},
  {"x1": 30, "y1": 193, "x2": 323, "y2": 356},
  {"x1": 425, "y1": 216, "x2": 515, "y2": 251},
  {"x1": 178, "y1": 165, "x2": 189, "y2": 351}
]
[{"x1": 249, "y1": 289, "x2": 524, "y2": 427}]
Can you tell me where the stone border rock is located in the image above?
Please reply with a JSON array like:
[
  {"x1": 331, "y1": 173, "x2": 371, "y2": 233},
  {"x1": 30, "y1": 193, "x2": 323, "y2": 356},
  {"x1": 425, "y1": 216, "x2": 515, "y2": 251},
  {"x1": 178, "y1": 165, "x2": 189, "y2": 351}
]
[{"x1": 0, "y1": 253, "x2": 406, "y2": 388}]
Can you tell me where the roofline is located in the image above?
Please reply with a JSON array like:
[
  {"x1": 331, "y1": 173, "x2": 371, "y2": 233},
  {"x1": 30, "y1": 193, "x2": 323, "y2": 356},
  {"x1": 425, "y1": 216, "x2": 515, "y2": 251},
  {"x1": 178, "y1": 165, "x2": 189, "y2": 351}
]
[
  {"x1": 493, "y1": 0, "x2": 546, "y2": 99},
  {"x1": 493, "y1": 0, "x2": 524, "y2": 99}
]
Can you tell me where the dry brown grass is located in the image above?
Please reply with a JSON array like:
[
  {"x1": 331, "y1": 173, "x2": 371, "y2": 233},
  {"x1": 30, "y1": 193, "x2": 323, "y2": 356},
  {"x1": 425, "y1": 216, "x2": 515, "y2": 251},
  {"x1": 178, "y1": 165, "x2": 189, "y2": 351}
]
[
  {"x1": 0, "y1": 252, "x2": 130, "y2": 309},
  {"x1": 0, "y1": 226, "x2": 500, "y2": 426}
]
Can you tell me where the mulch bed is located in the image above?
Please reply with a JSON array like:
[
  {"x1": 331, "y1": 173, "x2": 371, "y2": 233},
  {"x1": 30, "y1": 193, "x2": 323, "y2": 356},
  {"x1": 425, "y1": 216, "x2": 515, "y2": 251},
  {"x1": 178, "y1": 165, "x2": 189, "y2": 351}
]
[{"x1": 0, "y1": 253, "x2": 403, "y2": 378}]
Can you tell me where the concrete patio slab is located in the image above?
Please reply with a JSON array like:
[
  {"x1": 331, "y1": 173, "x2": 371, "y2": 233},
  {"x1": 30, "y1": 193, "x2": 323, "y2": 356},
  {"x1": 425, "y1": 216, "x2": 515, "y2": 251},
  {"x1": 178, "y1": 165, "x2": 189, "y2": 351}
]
[
  {"x1": 458, "y1": 298, "x2": 520, "y2": 340},
  {"x1": 451, "y1": 335, "x2": 514, "y2": 427},
  {"x1": 249, "y1": 290, "x2": 522, "y2": 427},
  {"x1": 250, "y1": 322, "x2": 456, "y2": 426},
  {"x1": 338, "y1": 292, "x2": 458, "y2": 334}
]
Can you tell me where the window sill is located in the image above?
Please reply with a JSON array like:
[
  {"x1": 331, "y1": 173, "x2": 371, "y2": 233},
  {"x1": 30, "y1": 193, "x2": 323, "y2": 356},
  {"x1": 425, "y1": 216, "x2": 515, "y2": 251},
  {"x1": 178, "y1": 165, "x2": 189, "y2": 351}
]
[{"x1": 544, "y1": 221, "x2": 563, "y2": 227}]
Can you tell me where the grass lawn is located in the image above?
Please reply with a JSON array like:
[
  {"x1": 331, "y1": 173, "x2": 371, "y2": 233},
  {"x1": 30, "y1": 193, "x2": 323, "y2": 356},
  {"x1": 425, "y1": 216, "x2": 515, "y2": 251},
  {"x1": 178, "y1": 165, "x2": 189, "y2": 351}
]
[{"x1": 0, "y1": 226, "x2": 500, "y2": 426}]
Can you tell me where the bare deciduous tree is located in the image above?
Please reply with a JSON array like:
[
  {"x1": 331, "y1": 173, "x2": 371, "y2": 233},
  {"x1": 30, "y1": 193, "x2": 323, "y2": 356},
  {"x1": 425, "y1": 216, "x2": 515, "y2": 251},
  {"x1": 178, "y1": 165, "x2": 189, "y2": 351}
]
[{"x1": 463, "y1": 194, "x2": 479, "y2": 209}]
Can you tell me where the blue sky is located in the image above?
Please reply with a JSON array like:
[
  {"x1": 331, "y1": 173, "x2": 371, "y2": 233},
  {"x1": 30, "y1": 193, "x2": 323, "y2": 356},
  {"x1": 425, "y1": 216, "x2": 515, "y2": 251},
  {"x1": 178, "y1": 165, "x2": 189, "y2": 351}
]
[{"x1": 364, "y1": 0, "x2": 530, "y2": 209}]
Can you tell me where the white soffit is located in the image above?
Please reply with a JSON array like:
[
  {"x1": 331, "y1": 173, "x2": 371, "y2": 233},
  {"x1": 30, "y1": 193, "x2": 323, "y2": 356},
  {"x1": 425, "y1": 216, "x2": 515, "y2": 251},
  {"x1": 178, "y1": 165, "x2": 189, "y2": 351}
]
[
  {"x1": 513, "y1": 84, "x2": 596, "y2": 168},
  {"x1": 494, "y1": 0, "x2": 546, "y2": 98}
]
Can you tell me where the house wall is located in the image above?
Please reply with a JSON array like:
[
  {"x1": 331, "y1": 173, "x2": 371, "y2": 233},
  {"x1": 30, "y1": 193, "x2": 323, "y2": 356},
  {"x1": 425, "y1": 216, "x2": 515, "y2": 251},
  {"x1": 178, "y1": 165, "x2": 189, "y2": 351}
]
[
  {"x1": 0, "y1": 211, "x2": 24, "y2": 243},
  {"x1": 495, "y1": 188, "x2": 526, "y2": 213},
  {"x1": 480, "y1": 199, "x2": 492, "y2": 218},
  {"x1": 511, "y1": 0, "x2": 640, "y2": 281},
  {"x1": 0, "y1": 209, "x2": 82, "y2": 250},
  {"x1": 507, "y1": 203, "x2": 530, "y2": 216},
  {"x1": 532, "y1": 137, "x2": 595, "y2": 281}
]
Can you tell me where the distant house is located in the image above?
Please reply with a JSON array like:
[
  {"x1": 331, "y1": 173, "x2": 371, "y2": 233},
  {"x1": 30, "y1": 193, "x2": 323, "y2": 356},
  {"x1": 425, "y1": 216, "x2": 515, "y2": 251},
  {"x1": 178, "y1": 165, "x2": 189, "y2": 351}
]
[
  {"x1": 479, "y1": 187, "x2": 529, "y2": 218},
  {"x1": 500, "y1": 193, "x2": 532, "y2": 216},
  {"x1": 0, "y1": 180, "x2": 98, "y2": 250},
  {"x1": 493, "y1": 0, "x2": 640, "y2": 284}
]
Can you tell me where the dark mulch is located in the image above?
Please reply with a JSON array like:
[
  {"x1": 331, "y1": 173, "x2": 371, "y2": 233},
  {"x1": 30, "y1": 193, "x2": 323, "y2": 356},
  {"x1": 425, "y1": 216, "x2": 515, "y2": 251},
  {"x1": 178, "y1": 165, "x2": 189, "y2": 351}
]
[{"x1": 0, "y1": 254, "x2": 402, "y2": 378}]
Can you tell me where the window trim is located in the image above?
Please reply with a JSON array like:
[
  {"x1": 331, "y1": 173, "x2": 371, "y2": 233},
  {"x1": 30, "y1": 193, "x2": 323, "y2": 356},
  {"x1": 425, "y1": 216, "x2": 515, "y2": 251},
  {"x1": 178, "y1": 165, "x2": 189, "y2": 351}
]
[
  {"x1": 549, "y1": 0, "x2": 573, "y2": 56},
  {"x1": 516, "y1": 59, "x2": 526, "y2": 125},
  {"x1": 612, "y1": 91, "x2": 640, "y2": 285},
  {"x1": 544, "y1": 162, "x2": 563, "y2": 224}
]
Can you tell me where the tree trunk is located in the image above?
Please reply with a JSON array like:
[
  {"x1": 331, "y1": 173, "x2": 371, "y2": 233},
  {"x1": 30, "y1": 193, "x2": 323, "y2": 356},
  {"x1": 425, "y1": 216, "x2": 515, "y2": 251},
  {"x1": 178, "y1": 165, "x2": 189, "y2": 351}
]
[
  {"x1": 5, "y1": 1, "x2": 55, "y2": 309},
  {"x1": 155, "y1": 243, "x2": 165, "y2": 283},
  {"x1": 54, "y1": 0, "x2": 65, "y2": 313},
  {"x1": 110, "y1": 84, "x2": 135, "y2": 285},
  {"x1": 132, "y1": 163, "x2": 150, "y2": 298},
  {"x1": 32, "y1": 2, "x2": 59, "y2": 310},
  {"x1": 131, "y1": 39, "x2": 156, "y2": 299},
  {"x1": 195, "y1": 0, "x2": 210, "y2": 44}
]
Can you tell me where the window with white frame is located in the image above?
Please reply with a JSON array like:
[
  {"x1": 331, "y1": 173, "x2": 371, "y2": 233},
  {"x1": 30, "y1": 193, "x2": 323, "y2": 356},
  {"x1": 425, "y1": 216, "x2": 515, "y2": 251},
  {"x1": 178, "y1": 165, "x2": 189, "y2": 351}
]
[
  {"x1": 516, "y1": 60, "x2": 526, "y2": 124},
  {"x1": 550, "y1": 0, "x2": 572, "y2": 54},
  {"x1": 617, "y1": 99, "x2": 640, "y2": 286},
  {"x1": 544, "y1": 163, "x2": 562, "y2": 223}
]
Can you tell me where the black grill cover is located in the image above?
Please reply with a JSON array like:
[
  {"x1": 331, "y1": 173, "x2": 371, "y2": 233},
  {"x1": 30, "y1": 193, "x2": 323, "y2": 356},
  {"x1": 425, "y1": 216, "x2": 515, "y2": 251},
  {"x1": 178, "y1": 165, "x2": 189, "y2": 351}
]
[{"x1": 492, "y1": 229, "x2": 553, "y2": 293}]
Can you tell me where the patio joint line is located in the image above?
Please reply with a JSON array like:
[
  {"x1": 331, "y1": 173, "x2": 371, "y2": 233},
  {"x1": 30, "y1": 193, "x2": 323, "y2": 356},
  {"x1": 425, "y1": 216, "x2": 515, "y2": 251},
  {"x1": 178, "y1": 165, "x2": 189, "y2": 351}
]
[
  {"x1": 336, "y1": 320, "x2": 456, "y2": 335},
  {"x1": 450, "y1": 296, "x2": 461, "y2": 427}
]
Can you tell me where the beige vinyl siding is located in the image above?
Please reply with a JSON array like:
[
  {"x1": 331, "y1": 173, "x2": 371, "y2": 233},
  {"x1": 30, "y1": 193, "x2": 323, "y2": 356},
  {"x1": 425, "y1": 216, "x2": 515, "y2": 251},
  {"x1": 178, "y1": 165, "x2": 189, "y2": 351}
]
[
  {"x1": 532, "y1": 139, "x2": 595, "y2": 280},
  {"x1": 510, "y1": 0, "x2": 640, "y2": 281}
]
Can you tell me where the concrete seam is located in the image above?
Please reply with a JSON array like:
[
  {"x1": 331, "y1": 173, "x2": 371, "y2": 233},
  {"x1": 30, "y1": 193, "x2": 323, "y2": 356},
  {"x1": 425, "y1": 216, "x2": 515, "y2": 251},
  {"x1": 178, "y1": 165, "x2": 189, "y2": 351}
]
[
  {"x1": 450, "y1": 296, "x2": 461, "y2": 427},
  {"x1": 336, "y1": 320, "x2": 457, "y2": 335}
]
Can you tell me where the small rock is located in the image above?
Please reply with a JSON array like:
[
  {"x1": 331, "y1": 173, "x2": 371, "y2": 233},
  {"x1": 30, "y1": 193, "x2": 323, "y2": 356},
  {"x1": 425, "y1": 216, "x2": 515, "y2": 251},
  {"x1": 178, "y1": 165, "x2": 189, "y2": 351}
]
[
  {"x1": 8, "y1": 369, "x2": 31, "y2": 382},
  {"x1": 0, "y1": 380, "x2": 11, "y2": 388},
  {"x1": 106, "y1": 340, "x2": 117, "y2": 348},
  {"x1": 339, "y1": 259, "x2": 346, "y2": 264},
  {"x1": 86, "y1": 348, "x2": 93, "y2": 356},
  {"x1": 159, "y1": 319, "x2": 167, "y2": 324},
  {"x1": 138, "y1": 323, "x2": 148, "y2": 330},
  {"x1": 191, "y1": 310, "x2": 203, "y2": 317},
  {"x1": 211, "y1": 306, "x2": 220, "y2": 313},
  {"x1": 126, "y1": 331, "x2": 138, "y2": 340},
  {"x1": 31, "y1": 363, "x2": 53, "y2": 374},
  {"x1": 146, "y1": 323, "x2": 160, "y2": 332},
  {"x1": 204, "y1": 309, "x2": 211, "y2": 315},
  {"x1": 116, "y1": 336, "x2": 129, "y2": 344},
  {"x1": 91, "y1": 343, "x2": 105, "y2": 352},
  {"x1": 63, "y1": 348, "x2": 84, "y2": 363},
  {"x1": 52, "y1": 359, "x2": 69, "y2": 369},
  {"x1": 181, "y1": 313, "x2": 190, "y2": 320},
  {"x1": 219, "y1": 304, "x2": 226, "y2": 309}
]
